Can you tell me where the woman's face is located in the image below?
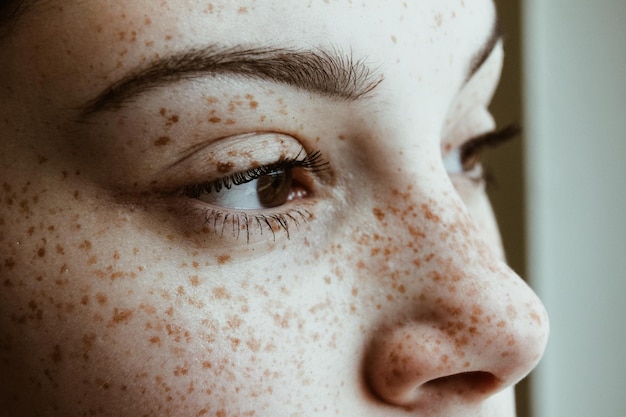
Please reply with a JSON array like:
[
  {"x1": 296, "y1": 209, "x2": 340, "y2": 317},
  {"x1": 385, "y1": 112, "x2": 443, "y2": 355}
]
[{"x1": 0, "y1": 1, "x2": 548, "y2": 416}]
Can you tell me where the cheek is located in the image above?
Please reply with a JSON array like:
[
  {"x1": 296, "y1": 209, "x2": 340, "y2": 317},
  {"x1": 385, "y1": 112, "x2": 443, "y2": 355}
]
[
  {"x1": 450, "y1": 176, "x2": 504, "y2": 259},
  {"x1": 0, "y1": 179, "x2": 346, "y2": 415}
]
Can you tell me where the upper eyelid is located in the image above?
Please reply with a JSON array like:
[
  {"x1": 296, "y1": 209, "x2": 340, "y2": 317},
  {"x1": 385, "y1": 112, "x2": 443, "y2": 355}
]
[
  {"x1": 181, "y1": 149, "x2": 328, "y2": 198},
  {"x1": 460, "y1": 124, "x2": 521, "y2": 163}
]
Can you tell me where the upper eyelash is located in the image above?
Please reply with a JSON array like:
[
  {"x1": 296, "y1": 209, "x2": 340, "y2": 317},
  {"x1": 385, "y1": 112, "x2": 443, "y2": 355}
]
[
  {"x1": 460, "y1": 124, "x2": 521, "y2": 171},
  {"x1": 182, "y1": 148, "x2": 328, "y2": 198}
]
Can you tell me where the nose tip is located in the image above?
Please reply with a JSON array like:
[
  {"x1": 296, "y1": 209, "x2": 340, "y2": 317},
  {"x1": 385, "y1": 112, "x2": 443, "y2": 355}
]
[{"x1": 364, "y1": 280, "x2": 549, "y2": 409}]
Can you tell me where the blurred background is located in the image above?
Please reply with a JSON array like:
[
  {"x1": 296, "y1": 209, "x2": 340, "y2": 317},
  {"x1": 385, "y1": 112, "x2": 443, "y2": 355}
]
[{"x1": 489, "y1": 1, "x2": 626, "y2": 416}]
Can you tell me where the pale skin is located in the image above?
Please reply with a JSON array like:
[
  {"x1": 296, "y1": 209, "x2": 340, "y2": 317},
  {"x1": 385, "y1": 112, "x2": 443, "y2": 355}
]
[{"x1": 0, "y1": 1, "x2": 549, "y2": 416}]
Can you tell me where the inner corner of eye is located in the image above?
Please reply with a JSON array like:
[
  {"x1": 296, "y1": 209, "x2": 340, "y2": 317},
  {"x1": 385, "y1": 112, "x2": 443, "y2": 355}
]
[{"x1": 442, "y1": 148, "x2": 463, "y2": 174}]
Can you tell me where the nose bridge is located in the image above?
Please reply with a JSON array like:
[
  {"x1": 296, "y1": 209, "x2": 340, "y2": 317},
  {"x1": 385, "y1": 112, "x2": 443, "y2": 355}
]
[{"x1": 362, "y1": 185, "x2": 549, "y2": 408}]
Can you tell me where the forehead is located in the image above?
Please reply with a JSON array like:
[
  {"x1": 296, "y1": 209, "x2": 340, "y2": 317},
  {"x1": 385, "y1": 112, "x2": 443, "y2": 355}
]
[
  {"x1": 16, "y1": 0, "x2": 496, "y2": 51},
  {"x1": 11, "y1": 1, "x2": 497, "y2": 86}
]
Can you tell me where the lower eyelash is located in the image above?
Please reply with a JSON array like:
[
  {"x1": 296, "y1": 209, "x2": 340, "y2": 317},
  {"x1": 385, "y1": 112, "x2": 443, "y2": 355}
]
[{"x1": 200, "y1": 207, "x2": 313, "y2": 242}]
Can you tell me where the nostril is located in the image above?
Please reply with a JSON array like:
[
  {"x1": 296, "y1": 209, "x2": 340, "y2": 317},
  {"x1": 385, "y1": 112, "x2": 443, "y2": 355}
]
[{"x1": 424, "y1": 371, "x2": 500, "y2": 397}]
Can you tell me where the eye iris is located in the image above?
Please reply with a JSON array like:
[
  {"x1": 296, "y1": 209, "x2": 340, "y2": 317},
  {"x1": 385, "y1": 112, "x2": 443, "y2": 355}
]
[{"x1": 256, "y1": 168, "x2": 293, "y2": 208}]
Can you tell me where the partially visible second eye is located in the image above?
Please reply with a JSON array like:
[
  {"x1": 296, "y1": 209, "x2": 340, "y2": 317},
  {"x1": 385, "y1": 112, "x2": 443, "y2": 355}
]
[{"x1": 444, "y1": 124, "x2": 520, "y2": 182}]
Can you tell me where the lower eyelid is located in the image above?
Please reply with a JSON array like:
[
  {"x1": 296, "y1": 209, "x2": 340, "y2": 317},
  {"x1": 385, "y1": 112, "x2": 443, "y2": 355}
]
[{"x1": 169, "y1": 194, "x2": 318, "y2": 243}]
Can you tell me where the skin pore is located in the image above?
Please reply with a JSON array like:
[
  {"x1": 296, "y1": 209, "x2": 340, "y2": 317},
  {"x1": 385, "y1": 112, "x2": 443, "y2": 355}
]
[{"x1": 0, "y1": 1, "x2": 549, "y2": 416}]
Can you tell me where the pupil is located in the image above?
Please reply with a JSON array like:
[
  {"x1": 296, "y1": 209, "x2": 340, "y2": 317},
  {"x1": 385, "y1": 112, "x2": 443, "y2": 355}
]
[{"x1": 256, "y1": 168, "x2": 293, "y2": 208}]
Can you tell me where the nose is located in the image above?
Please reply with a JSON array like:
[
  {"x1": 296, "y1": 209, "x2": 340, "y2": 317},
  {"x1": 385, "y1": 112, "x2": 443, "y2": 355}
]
[{"x1": 363, "y1": 196, "x2": 549, "y2": 410}]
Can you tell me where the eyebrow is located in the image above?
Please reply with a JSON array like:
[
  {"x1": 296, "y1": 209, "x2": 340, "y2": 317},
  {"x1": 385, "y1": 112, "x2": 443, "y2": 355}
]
[
  {"x1": 467, "y1": 15, "x2": 502, "y2": 82},
  {"x1": 79, "y1": 46, "x2": 384, "y2": 116}
]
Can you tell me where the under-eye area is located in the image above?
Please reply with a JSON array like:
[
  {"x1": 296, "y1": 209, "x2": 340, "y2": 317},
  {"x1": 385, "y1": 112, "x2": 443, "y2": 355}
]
[{"x1": 198, "y1": 206, "x2": 314, "y2": 242}]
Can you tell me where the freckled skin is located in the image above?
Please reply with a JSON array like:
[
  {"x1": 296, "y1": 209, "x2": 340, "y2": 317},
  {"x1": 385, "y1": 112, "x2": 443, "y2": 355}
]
[{"x1": 0, "y1": 1, "x2": 549, "y2": 417}]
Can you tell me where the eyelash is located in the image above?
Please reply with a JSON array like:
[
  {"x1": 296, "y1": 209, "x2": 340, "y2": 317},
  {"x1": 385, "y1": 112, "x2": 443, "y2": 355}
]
[
  {"x1": 181, "y1": 149, "x2": 328, "y2": 241},
  {"x1": 182, "y1": 149, "x2": 328, "y2": 197},
  {"x1": 459, "y1": 124, "x2": 521, "y2": 182}
]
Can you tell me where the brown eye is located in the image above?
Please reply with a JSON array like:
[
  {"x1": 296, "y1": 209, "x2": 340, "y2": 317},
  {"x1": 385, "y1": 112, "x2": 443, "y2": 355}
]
[
  {"x1": 182, "y1": 149, "x2": 325, "y2": 210},
  {"x1": 256, "y1": 169, "x2": 293, "y2": 208}
]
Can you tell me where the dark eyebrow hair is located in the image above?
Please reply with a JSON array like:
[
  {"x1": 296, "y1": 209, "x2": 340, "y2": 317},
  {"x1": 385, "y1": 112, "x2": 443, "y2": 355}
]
[
  {"x1": 80, "y1": 46, "x2": 384, "y2": 116},
  {"x1": 467, "y1": 14, "x2": 503, "y2": 81}
]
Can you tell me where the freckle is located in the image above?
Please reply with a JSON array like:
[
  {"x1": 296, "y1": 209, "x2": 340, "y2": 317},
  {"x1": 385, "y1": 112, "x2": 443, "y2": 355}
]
[
  {"x1": 373, "y1": 207, "x2": 385, "y2": 221},
  {"x1": 79, "y1": 240, "x2": 92, "y2": 250},
  {"x1": 81, "y1": 295, "x2": 89, "y2": 305},
  {"x1": 165, "y1": 35, "x2": 172, "y2": 41},
  {"x1": 202, "y1": 361, "x2": 212, "y2": 369},
  {"x1": 506, "y1": 304, "x2": 518, "y2": 319},
  {"x1": 217, "y1": 162, "x2": 234, "y2": 173},
  {"x1": 386, "y1": 294, "x2": 394, "y2": 301},
  {"x1": 208, "y1": 116, "x2": 221, "y2": 123},
  {"x1": 212, "y1": 287, "x2": 231, "y2": 300},
  {"x1": 225, "y1": 119, "x2": 236, "y2": 125},
  {"x1": 154, "y1": 136, "x2": 171, "y2": 146},
  {"x1": 110, "y1": 308, "x2": 134, "y2": 325},
  {"x1": 144, "y1": 17, "x2": 152, "y2": 25},
  {"x1": 497, "y1": 320, "x2": 506, "y2": 328},
  {"x1": 96, "y1": 293, "x2": 108, "y2": 305},
  {"x1": 87, "y1": 255, "x2": 98, "y2": 265},
  {"x1": 190, "y1": 275, "x2": 200, "y2": 287},
  {"x1": 37, "y1": 247, "x2": 46, "y2": 257},
  {"x1": 165, "y1": 307, "x2": 174, "y2": 316},
  {"x1": 352, "y1": 287, "x2": 358, "y2": 296},
  {"x1": 149, "y1": 336, "x2": 161, "y2": 345},
  {"x1": 398, "y1": 285, "x2": 406, "y2": 294},
  {"x1": 529, "y1": 311, "x2": 542, "y2": 325},
  {"x1": 391, "y1": 35, "x2": 397, "y2": 43},
  {"x1": 217, "y1": 254, "x2": 231, "y2": 264},
  {"x1": 249, "y1": 100, "x2": 258, "y2": 109}
]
